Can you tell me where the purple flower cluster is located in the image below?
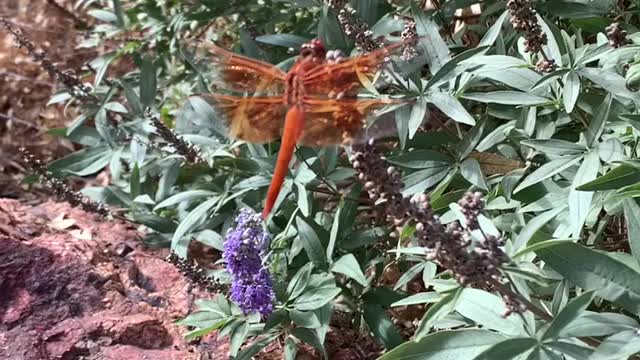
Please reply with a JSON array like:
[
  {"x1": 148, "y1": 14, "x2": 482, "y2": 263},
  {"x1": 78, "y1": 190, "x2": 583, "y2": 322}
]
[{"x1": 223, "y1": 208, "x2": 275, "y2": 317}]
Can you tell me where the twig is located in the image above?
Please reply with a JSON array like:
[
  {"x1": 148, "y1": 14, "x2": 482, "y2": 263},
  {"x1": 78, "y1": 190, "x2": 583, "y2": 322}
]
[
  {"x1": 0, "y1": 71, "x2": 56, "y2": 87},
  {"x1": 0, "y1": 113, "x2": 39, "y2": 130}
]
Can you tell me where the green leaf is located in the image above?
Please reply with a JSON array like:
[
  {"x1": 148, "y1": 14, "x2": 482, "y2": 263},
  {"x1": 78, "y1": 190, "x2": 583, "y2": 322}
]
[
  {"x1": 378, "y1": 329, "x2": 506, "y2": 360},
  {"x1": 295, "y1": 182, "x2": 310, "y2": 217},
  {"x1": 530, "y1": 69, "x2": 571, "y2": 91},
  {"x1": 577, "y1": 165, "x2": 640, "y2": 191},
  {"x1": 597, "y1": 138, "x2": 625, "y2": 163},
  {"x1": 293, "y1": 284, "x2": 341, "y2": 311},
  {"x1": 536, "y1": 242, "x2": 640, "y2": 313},
  {"x1": 88, "y1": 9, "x2": 118, "y2": 23},
  {"x1": 132, "y1": 212, "x2": 178, "y2": 233},
  {"x1": 314, "y1": 302, "x2": 332, "y2": 344},
  {"x1": 521, "y1": 139, "x2": 587, "y2": 156},
  {"x1": 341, "y1": 227, "x2": 386, "y2": 249},
  {"x1": 296, "y1": 217, "x2": 328, "y2": 270},
  {"x1": 460, "y1": 158, "x2": 487, "y2": 190},
  {"x1": 427, "y1": 91, "x2": 475, "y2": 125},
  {"x1": 236, "y1": 332, "x2": 281, "y2": 360},
  {"x1": 579, "y1": 68, "x2": 639, "y2": 105},
  {"x1": 47, "y1": 92, "x2": 72, "y2": 106},
  {"x1": 48, "y1": 145, "x2": 113, "y2": 177},
  {"x1": 563, "y1": 71, "x2": 580, "y2": 113},
  {"x1": 112, "y1": 0, "x2": 125, "y2": 27},
  {"x1": 478, "y1": 10, "x2": 508, "y2": 47},
  {"x1": 391, "y1": 292, "x2": 443, "y2": 307},
  {"x1": 543, "y1": 1, "x2": 610, "y2": 17},
  {"x1": 140, "y1": 58, "x2": 157, "y2": 107},
  {"x1": 229, "y1": 322, "x2": 249, "y2": 356},
  {"x1": 586, "y1": 95, "x2": 612, "y2": 147},
  {"x1": 330, "y1": 254, "x2": 368, "y2": 286},
  {"x1": 568, "y1": 152, "x2": 600, "y2": 236},
  {"x1": 474, "y1": 338, "x2": 538, "y2": 360},
  {"x1": 194, "y1": 230, "x2": 224, "y2": 251},
  {"x1": 177, "y1": 310, "x2": 227, "y2": 330},
  {"x1": 561, "y1": 311, "x2": 638, "y2": 338},
  {"x1": 284, "y1": 336, "x2": 297, "y2": 360},
  {"x1": 546, "y1": 341, "x2": 593, "y2": 359},
  {"x1": 184, "y1": 323, "x2": 223, "y2": 340},
  {"x1": 502, "y1": 168, "x2": 526, "y2": 201},
  {"x1": 543, "y1": 291, "x2": 595, "y2": 340},
  {"x1": 513, "y1": 206, "x2": 566, "y2": 251},
  {"x1": 455, "y1": 288, "x2": 526, "y2": 336},
  {"x1": 317, "y1": 10, "x2": 348, "y2": 51},
  {"x1": 290, "y1": 309, "x2": 320, "y2": 328},
  {"x1": 393, "y1": 262, "x2": 425, "y2": 290},
  {"x1": 171, "y1": 197, "x2": 219, "y2": 258},
  {"x1": 154, "y1": 190, "x2": 216, "y2": 210},
  {"x1": 411, "y1": 1, "x2": 450, "y2": 73},
  {"x1": 426, "y1": 46, "x2": 488, "y2": 88},
  {"x1": 538, "y1": 15, "x2": 563, "y2": 66},
  {"x1": 457, "y1": 118, "x2": 487, "y2": 160},
  {"x1": 401, "y1": 166, "x2": 450, "y2": 196},
  {"x1": 327, "y1": 183, "x2": 360, "y2": 259},
  {"x1": 623, "y1": 199, "x2": 640, "y2": 267},
  {"x1": 90, "y1": 52, "x2": 116, "y2": 88},
  {"x1": 409, "y1": 97, "x2": 428, "y2": 139},
  {"x1": 395, "y1": 102, "x2": 410, "y2": 149},
  {"x1": 591, "y1": 330, "x2": 640, "y2": 360},
  {"x1": 513, "y1": 239, "x2": 574, "y2": 260},
  {"x1": 292, "y1": 328, "x2": 326, "y2": 357},
  {"x1": 94, "y1": 109, "x2": 113, "y2": 145},
  {"x1": 514, "y1": 155, "x2": 583, "y2": 193},
  {"x1": 121, "y1": 80, "x2": 143, "y2": 115},
  {"x1": 462, "y1": 91, "x2": 550, "y2": 106},
  {"x1": 363, "y1": 303, "x2": 403, "y2": 350},
  {"x1": 389, "y1": 150, "x2": 450, "y2": 169},
  {"x1": 130, "y1": 163, "x2": 140, "y2": 200},
  {"x1": 414, "y1": 290, "x2": 459, "y2": 340},
  {"x1": 288, "y1": 262, "x2": 313, "y2": 299},
  {"x1": 255, "y1": 34, "x2": 309, "y2": 48},
  {"x1": 477, "y1": 120, "x2": 515, "y2": 152}
]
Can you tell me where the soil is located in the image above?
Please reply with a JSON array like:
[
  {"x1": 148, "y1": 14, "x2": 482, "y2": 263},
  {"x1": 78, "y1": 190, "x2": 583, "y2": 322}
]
[
  {"x1": 0, "y1": 198, "x2": 223, "y2": 359},
  {"x1": 0, "y1": 0, "x2": 96, "y2": 201}
]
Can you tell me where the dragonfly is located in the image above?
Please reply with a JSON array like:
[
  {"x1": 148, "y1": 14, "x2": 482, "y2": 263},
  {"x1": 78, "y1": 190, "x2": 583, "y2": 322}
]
[{"x1": 196, "y1": 37, "x2": 423, "y2": 219}]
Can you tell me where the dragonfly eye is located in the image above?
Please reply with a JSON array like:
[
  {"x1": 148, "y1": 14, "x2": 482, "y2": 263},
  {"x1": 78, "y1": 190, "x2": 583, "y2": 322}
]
[
  {"x1": 300, "y1": 38, "x2": 326, "y2": 59},
  {"x1": 300, "y1": 47, "x2": 313, "y2": 57}
]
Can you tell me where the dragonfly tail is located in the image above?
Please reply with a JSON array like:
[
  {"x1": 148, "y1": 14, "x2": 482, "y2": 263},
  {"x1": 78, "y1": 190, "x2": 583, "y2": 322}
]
[{"x1": 263, "y1": 105, "x2": 305, "y2": 219}]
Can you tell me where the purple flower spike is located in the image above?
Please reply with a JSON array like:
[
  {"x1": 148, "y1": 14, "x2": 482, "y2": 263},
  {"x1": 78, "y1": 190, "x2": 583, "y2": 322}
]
[{"x1": 223, "y1": 208, "x2": 275, "y2": 317}]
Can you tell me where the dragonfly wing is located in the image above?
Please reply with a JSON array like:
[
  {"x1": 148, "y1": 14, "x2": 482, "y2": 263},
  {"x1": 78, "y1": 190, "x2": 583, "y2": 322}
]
[
  {"x1": 299, "y1": 97, "x2": 409, "y2": 146},
  {"x1": 301, "y1": 38, "x2": 423, "y2": 97},
  {"x1": 203, "y1": 42, "x2": 287, "y2": 95},
  {"x1": 199, "y1": 94, "x2": 287, "y2": 144}
]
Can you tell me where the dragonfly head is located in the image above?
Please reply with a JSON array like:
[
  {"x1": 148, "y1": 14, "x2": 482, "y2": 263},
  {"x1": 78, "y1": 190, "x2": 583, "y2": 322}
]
[{"x1": 300, "y1": 38, "x2": 326, "y2": 61}]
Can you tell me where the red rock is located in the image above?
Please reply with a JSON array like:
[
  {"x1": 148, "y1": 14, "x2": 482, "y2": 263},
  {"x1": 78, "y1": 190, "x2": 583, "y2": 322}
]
[{"x1": 0, "y1": 199, "x2": 220, "y2": 359}]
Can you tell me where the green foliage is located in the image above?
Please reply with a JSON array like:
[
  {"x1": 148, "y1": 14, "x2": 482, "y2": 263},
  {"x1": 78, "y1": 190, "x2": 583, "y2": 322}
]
[{"x1": 42, "y1": 0, "x2": 640, "y2": 358}]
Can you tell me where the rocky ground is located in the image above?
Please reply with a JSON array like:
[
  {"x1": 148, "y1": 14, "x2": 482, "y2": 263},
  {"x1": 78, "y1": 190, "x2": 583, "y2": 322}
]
[
  {"x1": 0, "y1": 199, "x2": 383, "y2": 359},
  {"x1": 0, "y1": 199, "x2": 227, "y2": 359}
]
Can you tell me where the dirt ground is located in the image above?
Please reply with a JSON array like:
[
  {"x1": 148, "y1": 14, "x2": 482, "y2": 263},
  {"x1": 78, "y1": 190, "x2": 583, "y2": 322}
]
[
  {"x1": 0, "y1": 199, "x2": 230, "y2": 359},
  {"x1": 0, "y1": 0, "x2": 93, "y2": 200}
]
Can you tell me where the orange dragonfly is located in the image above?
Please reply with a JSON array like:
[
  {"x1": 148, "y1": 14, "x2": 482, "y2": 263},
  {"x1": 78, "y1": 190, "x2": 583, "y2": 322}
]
[{"x1": 196, "y1": 37, "x2": 421, "y2": 219}]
